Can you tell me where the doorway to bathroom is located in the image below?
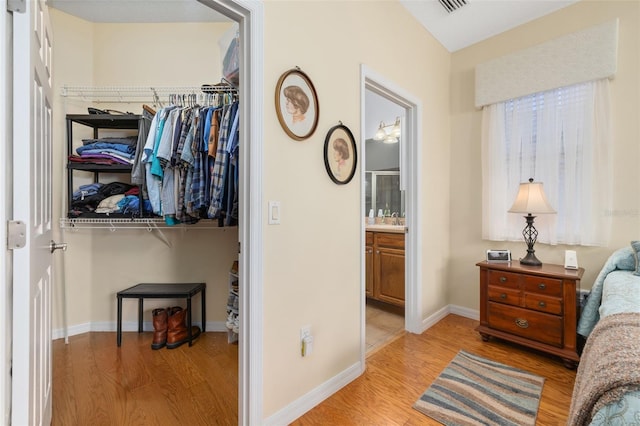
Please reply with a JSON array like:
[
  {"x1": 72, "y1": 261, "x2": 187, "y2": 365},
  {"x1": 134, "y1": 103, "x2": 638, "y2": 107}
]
[
  {"x1": 364, "y1": 88, "x2": 405, "y2": 354},
  {"x1": 361, "y1": 66, "x2": 422, "y2": 359}
]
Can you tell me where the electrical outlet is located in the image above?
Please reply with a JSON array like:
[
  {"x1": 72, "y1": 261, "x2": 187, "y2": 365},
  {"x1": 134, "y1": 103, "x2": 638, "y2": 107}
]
[
  {"x1": 301, "y1": 326, "x2": 312, "y2": 357},
  {"x1": 302, "y1": 335, "x2": 313, "y2": 357}
]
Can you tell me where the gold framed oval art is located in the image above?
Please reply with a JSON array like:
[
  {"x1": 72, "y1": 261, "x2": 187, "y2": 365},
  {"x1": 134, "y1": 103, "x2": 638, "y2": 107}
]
[{"x1": 275, "y1": 67, "x2": 319, "y2": 141}]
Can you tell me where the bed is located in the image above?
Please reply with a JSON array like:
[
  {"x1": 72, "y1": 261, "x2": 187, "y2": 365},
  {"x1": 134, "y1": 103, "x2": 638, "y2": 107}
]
[{"x1": 568, "y1": 244, "x2": 640, "y2": 425}]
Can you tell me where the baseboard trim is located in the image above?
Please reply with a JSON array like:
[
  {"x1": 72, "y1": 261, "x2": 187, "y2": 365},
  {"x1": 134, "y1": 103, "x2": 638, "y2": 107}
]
[
  {"x1": 448, "y1": 304, "x2": 479, "y2": 321},
  {"x1": 418, "y1": 305, "x2": 449, "y2": 333},
  {"x1": 418, "y1": 304, "x2": 479, "y2": 334},
  {"x1": 263, "y1": 360, "x2": 364, "y2": 426},
  {"x1": 52, "y1": 320, "x2": 227, "y2": 340}
]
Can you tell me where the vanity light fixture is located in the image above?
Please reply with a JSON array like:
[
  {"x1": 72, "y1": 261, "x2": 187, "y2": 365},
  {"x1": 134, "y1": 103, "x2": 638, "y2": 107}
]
[{"x1": 373, "y1": 117, "x2": 401, "y2": 143}]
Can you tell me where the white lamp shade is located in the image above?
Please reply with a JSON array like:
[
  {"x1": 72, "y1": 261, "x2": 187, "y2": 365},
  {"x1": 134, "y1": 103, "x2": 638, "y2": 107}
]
[
  {"x1": 508, "y1": 180, "x2": 556, "y2": 214},
  {"x1": 391, "y1": 117, "x2": 401, "y2": 137},
  {"x1": 374, "y1": 123, "x2": 386, "y2": 141}
]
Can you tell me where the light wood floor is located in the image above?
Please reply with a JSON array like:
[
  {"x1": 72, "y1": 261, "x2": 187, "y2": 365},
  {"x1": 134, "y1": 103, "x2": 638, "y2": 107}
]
[
  {"x1": 53, "y1": 314, "x2": 576, "y2": 425},
  {"x1": 52, "y1": 331, "x2": 238, "y2": 425}
]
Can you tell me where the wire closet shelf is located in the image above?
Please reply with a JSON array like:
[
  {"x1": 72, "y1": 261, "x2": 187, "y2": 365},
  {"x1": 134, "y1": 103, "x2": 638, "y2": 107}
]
[
  {"x1": 60, "y1": 82, "x2": 237, "y2": 105},
  {"x1": 58, "y1": 217, "x2": 233, "y2": 230}
]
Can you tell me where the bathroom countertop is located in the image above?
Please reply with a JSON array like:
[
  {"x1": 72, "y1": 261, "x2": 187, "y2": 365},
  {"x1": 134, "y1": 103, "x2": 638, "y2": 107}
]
[{"x1": 365, "y1": 224, "x2": 406, "y2": 234}]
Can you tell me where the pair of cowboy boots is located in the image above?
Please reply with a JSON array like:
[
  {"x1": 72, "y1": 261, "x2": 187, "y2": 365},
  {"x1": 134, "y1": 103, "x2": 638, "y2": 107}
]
[{"x1": 151, "y1": 306, "x2": 201, "y2": 350}]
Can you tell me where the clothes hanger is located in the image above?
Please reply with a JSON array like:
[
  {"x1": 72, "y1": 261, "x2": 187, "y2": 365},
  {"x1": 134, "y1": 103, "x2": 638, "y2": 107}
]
[{"x1": 143, "y1": 104, "x2": 156, "y2": 115}]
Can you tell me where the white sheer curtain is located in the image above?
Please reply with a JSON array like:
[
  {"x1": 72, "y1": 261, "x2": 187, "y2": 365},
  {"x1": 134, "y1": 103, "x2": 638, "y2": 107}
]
[{"x1": 481, "y1": 79, "x2": 612, "y2": 246}]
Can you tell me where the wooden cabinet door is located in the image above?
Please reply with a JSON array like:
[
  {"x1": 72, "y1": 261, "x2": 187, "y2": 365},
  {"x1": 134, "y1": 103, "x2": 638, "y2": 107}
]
[{"x1": 374, "y1": 247, "x2": 405, "y2": 307}]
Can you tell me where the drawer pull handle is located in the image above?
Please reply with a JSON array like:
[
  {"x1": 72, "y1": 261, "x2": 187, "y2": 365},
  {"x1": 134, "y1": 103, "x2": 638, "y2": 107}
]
[
  {"x1": 538, "y1": 283, "x2": 546, "y2": 290},
  {"x1": 515, "y1": 318, "x2": 529, "y2": 328},
  {"x1": 500, "y1": 293, "x2": 507, "y2": 300},
  {"x1": 500, "y1": 276, "x2": 507, "y2": 283},
  {"x1": 538, "y1": 301, "x2": 546, "y2": 307}
]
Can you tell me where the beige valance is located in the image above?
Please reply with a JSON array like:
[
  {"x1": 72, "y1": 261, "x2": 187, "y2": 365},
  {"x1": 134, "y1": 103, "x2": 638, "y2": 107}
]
[{"x1": 475, "y1": 19, "x2": 618, "y2": 108}]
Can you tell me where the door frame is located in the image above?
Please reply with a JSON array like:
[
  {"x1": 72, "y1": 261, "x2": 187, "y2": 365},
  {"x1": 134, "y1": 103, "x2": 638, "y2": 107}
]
[
  {"x1": 360, "y1": 65, "x2": 423, "y2": 362},
  {"x1": 1, "y1": 3, "x2": 11, "y2": 424},
  {"x1": 198, "y1": 1, "x2": 264, "y2": 424}
]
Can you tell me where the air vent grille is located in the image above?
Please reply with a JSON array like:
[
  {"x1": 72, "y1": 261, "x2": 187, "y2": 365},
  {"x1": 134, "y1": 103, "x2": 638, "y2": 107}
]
[{"x1": 439, "y1": 0, "x2": 467, "y2": 13}]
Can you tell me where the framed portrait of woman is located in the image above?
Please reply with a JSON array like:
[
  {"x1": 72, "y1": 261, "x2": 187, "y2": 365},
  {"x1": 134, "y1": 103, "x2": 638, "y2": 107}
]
[
  {"x1": 275, "y1": 67, "x2": 319, "y2": 141},
  {"x1": 324, "y1": 123, "x2": 357, "y2": 185}
]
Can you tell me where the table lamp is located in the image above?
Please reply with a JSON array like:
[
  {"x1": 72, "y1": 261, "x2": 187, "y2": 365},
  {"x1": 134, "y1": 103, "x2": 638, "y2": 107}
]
[{"x1": 508, "y1": 178, "x2": 556, "y2": 266}]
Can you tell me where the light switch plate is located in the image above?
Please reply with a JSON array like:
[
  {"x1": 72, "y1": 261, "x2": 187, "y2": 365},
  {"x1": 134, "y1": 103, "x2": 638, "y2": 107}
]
[{"x1": 268, "y1": 201, "x2": 281, "y2": 225}]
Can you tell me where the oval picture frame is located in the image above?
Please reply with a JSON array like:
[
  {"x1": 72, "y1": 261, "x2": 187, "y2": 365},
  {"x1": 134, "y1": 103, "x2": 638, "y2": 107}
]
[
  {"x1": 275, "y1": 68, "x2": 319, "y2": 141},
  {"x1": 324, "y1": 123, "x2": 357, "y2": 185}
]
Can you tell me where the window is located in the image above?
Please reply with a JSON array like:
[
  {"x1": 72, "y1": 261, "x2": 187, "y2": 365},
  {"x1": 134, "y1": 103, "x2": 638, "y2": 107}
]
[{"x1": 481, "y1": 79, "x2": 612, "y2": 246}]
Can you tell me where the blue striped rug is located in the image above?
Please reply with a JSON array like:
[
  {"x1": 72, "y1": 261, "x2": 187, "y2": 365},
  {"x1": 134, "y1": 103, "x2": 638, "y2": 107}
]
[{"x1": 413, "y1": 350, "x2": 544, "y2": 426}]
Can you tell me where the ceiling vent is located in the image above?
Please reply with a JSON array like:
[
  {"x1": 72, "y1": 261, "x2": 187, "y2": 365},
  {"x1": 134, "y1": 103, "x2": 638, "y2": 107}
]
[{"x1": 439, "y1": 0, "x2": 467, "y2": 13}]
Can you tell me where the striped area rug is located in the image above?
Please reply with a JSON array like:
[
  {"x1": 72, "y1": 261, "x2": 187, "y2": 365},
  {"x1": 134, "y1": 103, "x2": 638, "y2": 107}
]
[{"x1": 413, "y1": 350, "x2": 544, "y2": 426}]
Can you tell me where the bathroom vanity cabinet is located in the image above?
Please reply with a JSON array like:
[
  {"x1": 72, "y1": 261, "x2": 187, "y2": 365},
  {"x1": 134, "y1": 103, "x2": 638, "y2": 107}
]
[{"x1": 366, "y1": 230, "x2": 405, "y2": 307}]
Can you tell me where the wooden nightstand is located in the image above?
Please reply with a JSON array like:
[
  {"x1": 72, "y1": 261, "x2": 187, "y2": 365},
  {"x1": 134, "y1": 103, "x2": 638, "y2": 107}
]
[{"x1": 475, "y1": 261, "x2": 584, "y2": 369}]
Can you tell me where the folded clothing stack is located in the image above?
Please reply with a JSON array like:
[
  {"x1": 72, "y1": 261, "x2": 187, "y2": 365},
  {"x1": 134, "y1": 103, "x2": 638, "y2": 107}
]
[{"x1": 69, "y1": 136, "x2": 138, "y2": 165}]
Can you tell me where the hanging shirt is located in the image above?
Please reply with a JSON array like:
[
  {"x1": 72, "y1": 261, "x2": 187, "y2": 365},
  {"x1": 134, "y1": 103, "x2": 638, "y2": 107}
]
[
  {"x1": 142, "y1": 110, "x2": 163, "y2": 215},
  {"x1": 131, "y1": 109, "x2": 153, "y2": 189},
  {"x1": 208, "y1": 103, "x2": 234, "y2": 218}
]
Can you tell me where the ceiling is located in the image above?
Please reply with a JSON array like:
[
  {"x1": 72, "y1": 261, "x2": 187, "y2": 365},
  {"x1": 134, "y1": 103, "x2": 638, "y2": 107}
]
[
  {"x1": 400, "y1": 0, "x2": 579, "y2": 52},
  {"x1": 47, "y1": 0, "x2": 579, "y2": 50}
]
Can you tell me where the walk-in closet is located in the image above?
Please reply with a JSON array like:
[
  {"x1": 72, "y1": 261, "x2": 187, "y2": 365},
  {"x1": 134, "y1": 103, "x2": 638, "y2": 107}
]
[{"x1": 48, "y1": 2, "x2": 242, "y2": 423}]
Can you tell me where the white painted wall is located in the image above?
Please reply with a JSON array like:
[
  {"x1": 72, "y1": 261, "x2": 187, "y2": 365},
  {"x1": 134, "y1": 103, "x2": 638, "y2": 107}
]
[{"x1": 261, "y1": 0, "x2": 451, "y2": 417}]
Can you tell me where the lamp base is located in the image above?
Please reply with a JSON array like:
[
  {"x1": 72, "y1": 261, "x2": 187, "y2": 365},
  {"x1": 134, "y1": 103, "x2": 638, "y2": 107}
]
[
  {"x1": 519, "y1": 251, "x2": 542, "y2": 266},
  {"x1": 518, "y1": 214, "x2": 543, "y2": 266}
]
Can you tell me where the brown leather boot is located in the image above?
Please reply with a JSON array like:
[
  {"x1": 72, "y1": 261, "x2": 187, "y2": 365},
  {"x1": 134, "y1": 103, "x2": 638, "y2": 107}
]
[
  {"x1": 166, "y1": 306, "x2": 201, "y2": 349},
  {"x1": 151, "y1": 308, "x2": 168, "y2": 350}
]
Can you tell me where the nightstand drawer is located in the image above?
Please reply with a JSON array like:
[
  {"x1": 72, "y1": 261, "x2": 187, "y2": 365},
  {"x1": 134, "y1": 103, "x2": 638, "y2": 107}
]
[
  {"x1": 524, "y1": 293, "x2": 562, "y2": 315},
  {"x1": 487, "y1": 270, "x2": 520, "y2": 290},
  {"x1": 488, "y1": 285, "x2": 521, "y2": 306},
  {"x1": 488, "y1": 302, "x2": 562, "y2": 347},
  {"x1": 523, "y1": 276, "x2": 562, "y2": 297}
]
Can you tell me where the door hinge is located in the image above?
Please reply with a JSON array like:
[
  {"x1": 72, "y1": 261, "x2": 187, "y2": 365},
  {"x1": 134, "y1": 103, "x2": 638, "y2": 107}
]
[
  {"x1": 7, "y1": 0, "x2": 25, "y2": 13},
  {"x1": 238, "y1": 241, "x2": 241, "y2": 254},
  {"x1": 7, "y1": 220, "x2": 26, "y2": 250}
]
